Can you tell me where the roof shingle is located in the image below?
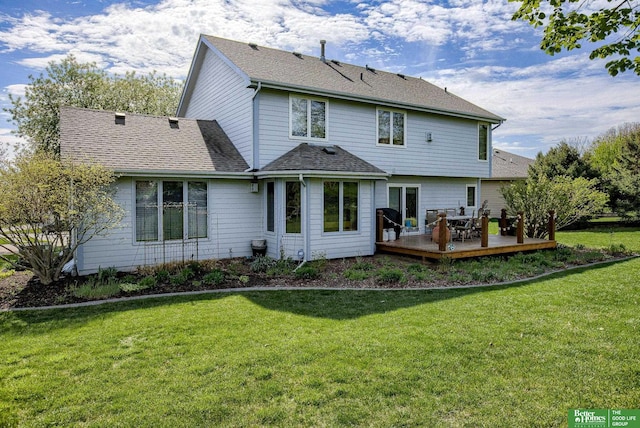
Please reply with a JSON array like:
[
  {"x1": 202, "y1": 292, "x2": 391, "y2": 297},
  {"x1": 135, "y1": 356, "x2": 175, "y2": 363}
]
[
  {"x1": 200, "y1": 35, "x2": 504, "y2": 123},
  {"x1": 490, "y1": 149, "x2": 534, "y2": 179},
  {"x1": 261, "y1": 143, "x2": 386, "y2": 175},
  {"x1": 60, "y1": 106, "x2": 249, "y2": 174}
]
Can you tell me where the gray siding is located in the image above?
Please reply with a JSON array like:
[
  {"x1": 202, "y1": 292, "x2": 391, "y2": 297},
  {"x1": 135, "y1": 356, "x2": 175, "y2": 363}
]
[
  {"x1": 481, "y1": 180, "x2": 514, "y2": 217},
  {"x1": 308, "y1": 179, "x2": 375, "y2": 259},
  {"x1": 257, "y1": 90, "x2": 491, "y2": 178},
  {"x1": 76, "y1": 177, "x2": 261, "y2": 275},
  {"x1": 183, "y1": 48, "x2": 254, "y2": 166},
  {"x1": 374, "y1": 176, "x2": 480, "y2": 233}
]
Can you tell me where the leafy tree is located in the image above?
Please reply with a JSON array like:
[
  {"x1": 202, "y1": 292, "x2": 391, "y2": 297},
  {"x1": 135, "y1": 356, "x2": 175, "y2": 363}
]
[
  {"x1": 511, "y1": 0, "x2": 640, "y2": 76},
  {"x1": 588, "y1": 123, "x2": 640, "y2": 217},
  {"x1": 500, "y1": 175, "x2": 608, "y2": 238},
  {"x1": 0, "y1": 151, "x2": 124, "y2": 285},
  {"x1": 5, "y1": 55, "x2": 182, "y2": 154},
  {"x1": 529, "y1": 140, "x2": 596, "y2": 181}
]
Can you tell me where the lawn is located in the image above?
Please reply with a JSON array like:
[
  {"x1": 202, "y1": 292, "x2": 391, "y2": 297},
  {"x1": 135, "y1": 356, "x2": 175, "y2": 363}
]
[{"x1": 1, "y1": 228, "x2": 638, "y2": 426}]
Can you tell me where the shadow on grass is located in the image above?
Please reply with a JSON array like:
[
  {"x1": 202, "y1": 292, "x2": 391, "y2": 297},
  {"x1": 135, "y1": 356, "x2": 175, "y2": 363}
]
[{"x1": 1, "y1": 258, "x2": 636, "y2": 333}]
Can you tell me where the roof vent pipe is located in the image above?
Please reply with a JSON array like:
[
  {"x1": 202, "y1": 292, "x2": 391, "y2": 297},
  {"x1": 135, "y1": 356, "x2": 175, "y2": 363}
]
[{"x1": 320, "y1": 39, "x2": 326, "y2": 63}]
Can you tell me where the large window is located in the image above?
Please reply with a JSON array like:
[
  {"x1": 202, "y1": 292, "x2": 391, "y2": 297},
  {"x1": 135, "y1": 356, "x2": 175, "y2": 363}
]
[
  {"x1": 478, "y1": 124, "x2": 488, "y2": 161},
  {"x1": 377, "y1": 108, "x2": 406, "y2": 146},
  {"x1": 135, "y1": 180, "x2": 208, "y2": 242},
  {"x1": 285, "y1": 182, "x2": 301, "y2": 233},
  {"x1": 388, "y1": 185, "x2": 418, "y2": 226},
  {"x1": 324, "y1": 181, "x2": 358, "y2": 233},
  {"x1": 290, "y1": 95, "x2": 327, "y2": 139}
]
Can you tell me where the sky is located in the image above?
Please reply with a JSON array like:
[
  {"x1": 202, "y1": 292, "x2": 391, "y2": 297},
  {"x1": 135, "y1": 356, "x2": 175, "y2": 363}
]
[{"x1": 1, "y1": 0, "x2": 639, "y2": 159}]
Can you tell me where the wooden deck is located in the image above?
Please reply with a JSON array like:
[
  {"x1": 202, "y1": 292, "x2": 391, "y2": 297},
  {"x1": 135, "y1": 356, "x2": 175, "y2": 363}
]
[{"x1": 376, "y1": 233, "x2": 557, "y2": 260}]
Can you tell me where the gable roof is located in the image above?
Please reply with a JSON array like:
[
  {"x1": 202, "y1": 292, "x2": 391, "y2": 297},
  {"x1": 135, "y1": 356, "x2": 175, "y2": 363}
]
[
  {"x1": 60, "y1": 106, "x2": 249, "y2": 176},
  {"x1": 179, "y1": 35, "x2": 504, "y2": 124},
  {"x1": 489, "y1": 149, "x2": 534, "y2": 179},
  {"x1": 259, "y1": 143, "x2": 387, "y2": 177}
]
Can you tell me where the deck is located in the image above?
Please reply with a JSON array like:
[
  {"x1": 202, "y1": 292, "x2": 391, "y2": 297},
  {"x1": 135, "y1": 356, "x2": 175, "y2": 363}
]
[{"x1": 376, "y1": 233, "x2": 557, "y2": 260}]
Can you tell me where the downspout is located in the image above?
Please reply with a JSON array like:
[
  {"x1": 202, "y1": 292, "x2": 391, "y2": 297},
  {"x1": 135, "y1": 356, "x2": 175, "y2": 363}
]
[
  {"x1": 249, "y1": 81, "x2": 262, "y2": 172},
  {"x1": 299, "y1": 173, "x2": 309, "y2": 263}
]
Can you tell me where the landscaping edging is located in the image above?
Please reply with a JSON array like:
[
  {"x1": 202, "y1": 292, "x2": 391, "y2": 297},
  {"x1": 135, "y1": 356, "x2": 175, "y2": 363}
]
[{"x1": 3, "y1": 255, "x2": 637, "y2": 312}]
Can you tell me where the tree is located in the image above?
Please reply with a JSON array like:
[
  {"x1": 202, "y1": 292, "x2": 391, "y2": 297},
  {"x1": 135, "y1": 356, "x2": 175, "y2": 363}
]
[
  {"x1": 529, "y1": 140, "x2": 596, "y2": 181},
  {"x1": 588, "y1": 123, "x2": 640, "y2": 217},
  {"x1": 0, "y1": 151, "x2": 124, "y2": 285},
  {"x1": 5, "y1": 55, "x2": 182, "y2": 154},
  {"x1": 511, "y1": 0, "x2": 640, "y2": 76},
  {"x1": 500, "y1": 175, "x2": 608, "y2": 238}
]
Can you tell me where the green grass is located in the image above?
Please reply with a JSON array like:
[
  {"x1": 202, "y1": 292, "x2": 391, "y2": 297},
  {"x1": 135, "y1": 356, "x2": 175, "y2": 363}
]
[
  {"x1": 556, "y1": 227, "x2": 640, "y2": 252},
  {"x1": 2, "y1": 258, "x2": 639, "y2": 426}
]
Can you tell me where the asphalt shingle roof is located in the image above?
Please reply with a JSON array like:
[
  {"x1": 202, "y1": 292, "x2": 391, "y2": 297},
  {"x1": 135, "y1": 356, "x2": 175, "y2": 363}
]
[
  {"x1": 60, "y1": 106, "x2": 249, "y2": 174},
  {"x1": 261, "y1": 143, "x2": 386, "y2": 175},
  {"x1": 490, "y1": 149, "x2": 534, "y2": 179},
  {"x1": 200, "y1": 35, "x2": 504, "y2": 123}
]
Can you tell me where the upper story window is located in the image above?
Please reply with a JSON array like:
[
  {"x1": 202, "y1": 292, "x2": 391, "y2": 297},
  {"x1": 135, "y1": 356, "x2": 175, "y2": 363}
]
[
  {"x1": 377, "y1": 108, "x2": 406, "y2": 146},
  {"x1": 478, "y1": 124, "x2": 488, "y2": 161},
  {"x1": 290, "y1": 95, "x2": 327, "y2": 140}
]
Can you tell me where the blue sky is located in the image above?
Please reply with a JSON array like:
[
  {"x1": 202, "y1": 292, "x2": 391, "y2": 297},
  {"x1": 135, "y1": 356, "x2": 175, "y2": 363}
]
[{"x1": 1, "y1": 0, "x2": 639, "y2": 159}]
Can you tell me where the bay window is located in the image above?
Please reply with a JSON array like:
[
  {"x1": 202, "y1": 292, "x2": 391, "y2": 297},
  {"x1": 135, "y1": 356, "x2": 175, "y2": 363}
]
[{"x1": 324, "y1": 181, "x2": 358, "y2": 233}]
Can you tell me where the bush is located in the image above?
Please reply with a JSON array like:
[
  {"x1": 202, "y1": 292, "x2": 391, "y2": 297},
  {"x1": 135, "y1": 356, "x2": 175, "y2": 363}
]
[
  {"x1": 70, "y1": 278, "x2": 121, "y2": 299},
  {"x1": 250, "y1": 256, "x2": 276, "y2": 273},
  {"x1": 155, "y1": 269, "x2": 170, "y2": 283},
  {"x1": 295, "y1": 265, "x2": 319, "y2": 280},
  {"x1": 376, "y1": 267, "x2": 405, "y2": 284},
  {"x1": 202, "y1": 269, "x2": 225, "y2": 286}
]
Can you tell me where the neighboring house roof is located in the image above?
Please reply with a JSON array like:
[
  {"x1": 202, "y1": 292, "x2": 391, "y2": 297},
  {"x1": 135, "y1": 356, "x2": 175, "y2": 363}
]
[
  {"x1": 60, "y1": 106, "x2": 249, "y2": 176},
  {"x1": 259, "y1": 143, "x2": 387, "y2": 177},
  {"x1": 179, "y1": 35, "x2": 504, "y2": 123},
  {"x1": 489, "y1": 149, "x2": 534, "y2": 180}
]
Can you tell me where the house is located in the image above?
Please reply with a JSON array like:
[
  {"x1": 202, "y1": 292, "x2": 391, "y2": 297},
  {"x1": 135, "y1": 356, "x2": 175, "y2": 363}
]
[
  {"x1": 481, "y1": 149, "x2": 534, "y2": 216},
  {"x1": 60, "y1": 35, "x2": 504, "y2": 275}
]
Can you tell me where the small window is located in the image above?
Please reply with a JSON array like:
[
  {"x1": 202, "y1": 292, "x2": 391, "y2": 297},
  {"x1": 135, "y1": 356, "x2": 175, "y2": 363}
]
[
  {"x1": 377, "y1": 108, "x2": 406, "y2": 146},
  {"x1": 290, "y1": 95, "x2": 327, "y2": 140},
  {"x1": 266, "y1": 182, "x2": 275, "y2": 232},
  {"x1": 466, "y1": 185, "x2": 476, "y2": 208},
  {"x1": 479, "y1": 124, "x2": 488, "y2": 161}
]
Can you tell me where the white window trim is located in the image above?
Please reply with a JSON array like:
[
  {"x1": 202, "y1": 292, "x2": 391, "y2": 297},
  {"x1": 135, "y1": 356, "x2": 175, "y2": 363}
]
[
  {"x1": 133, "y1": 180, "x2": 209, "y2": 243},
  {"x1": 322, "y1": 181, "x2": 360, "y2": 234},
  {"x1": 376, "y1": 107, "x2": 407, "y2": 148},
  {"x1": 387, "y1": 183, "x2": 421, "y2": 229},
  {"x1": 478, "y1": 123, "x2": 489, "y2": 162},
  {"x1": 289, "y1": 94, "x2": 329, "y2": 141},
  {"x1": 466, "y1": 184, "x2": 477, "y2": 210}
]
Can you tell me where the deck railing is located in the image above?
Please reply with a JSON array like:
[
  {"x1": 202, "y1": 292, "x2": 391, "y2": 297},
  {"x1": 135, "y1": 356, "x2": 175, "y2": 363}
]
[{"x1": 376, "y1": 208, "x2": 557, "y2": 251}]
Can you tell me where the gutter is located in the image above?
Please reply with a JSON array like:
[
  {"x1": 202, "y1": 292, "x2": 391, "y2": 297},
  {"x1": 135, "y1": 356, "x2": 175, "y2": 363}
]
[
  {"x1": 255, "y1": 170, "x2": 390, "y2": 180},
  {"x1": 113, "y1": 170, "x2": 255, "y2": 179}
]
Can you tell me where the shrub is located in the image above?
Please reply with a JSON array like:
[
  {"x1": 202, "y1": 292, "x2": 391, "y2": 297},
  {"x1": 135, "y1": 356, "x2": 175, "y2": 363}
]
[
  {"x1": 202, "y1": 269, "x2": 225, "y2": 286},
  {"x1": 170, "y1": 273, "x2": 188, "y2": 286},
  {"x1": 70, "y1": 278, "x2": 121, "y2": 299},
  {"x1": 138, "y1": 275, "x2": 157, "y2": 289},
  {"x1": 155, "y1": 269, "x2": 170, "y2": 283},
  {"x1": 343, "y1": 269, "x2": 371, "y2": 281},
  {"x1": 376, "y1": 267, "x2": 404, "y2": 284},
  {"x1": 295, "y1": 265, "x2": 319, "y2": 280},
  {"x1": 97, "y1": 266, "x2": 118, "y2": 283},
  {"x1": 250, "y1": 256, "x2": 276, "y2": 273}
]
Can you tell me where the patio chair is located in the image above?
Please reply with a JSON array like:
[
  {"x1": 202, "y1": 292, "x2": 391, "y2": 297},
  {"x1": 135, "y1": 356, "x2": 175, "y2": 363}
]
[{"x1": 454, "y1": 219, "x2": 473, "y2": 242}]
